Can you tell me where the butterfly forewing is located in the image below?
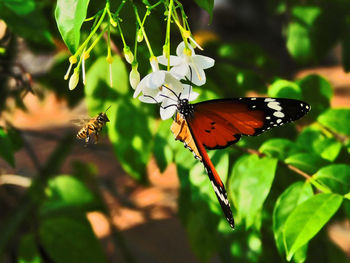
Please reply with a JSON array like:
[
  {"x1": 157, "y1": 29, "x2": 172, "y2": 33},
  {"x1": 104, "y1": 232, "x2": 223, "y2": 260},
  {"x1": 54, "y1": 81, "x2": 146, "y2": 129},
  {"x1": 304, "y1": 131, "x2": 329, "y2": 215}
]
[{"x1": 190, "y1": 98, "x2": 310, "y2": 150}]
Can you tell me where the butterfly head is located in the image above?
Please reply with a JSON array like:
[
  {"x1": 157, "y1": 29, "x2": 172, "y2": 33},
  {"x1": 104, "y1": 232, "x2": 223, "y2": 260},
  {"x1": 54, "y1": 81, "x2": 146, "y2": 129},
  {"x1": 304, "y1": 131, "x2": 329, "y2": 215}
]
[{"x1": 178, "y1": 98, "x2": 194, "y2": 118}]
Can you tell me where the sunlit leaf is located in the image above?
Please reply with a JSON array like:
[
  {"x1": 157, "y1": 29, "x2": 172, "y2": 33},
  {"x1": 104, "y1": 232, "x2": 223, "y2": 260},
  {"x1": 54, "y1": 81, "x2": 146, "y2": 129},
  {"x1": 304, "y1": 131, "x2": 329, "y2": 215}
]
[
  {"x1": 55, "y1": 0, "x2": 90, "y2": 53},
  {"x1": 229, "y1": 155, "x2": 277, "y2": 228},
  {"x1": 40, "y1": 175, "x2": 101, "y2": 216},
  {"x1": 283, "y1": 193, "x2": 343, "y2": 260},
  {"x1": 85, "y1": 55, "x2": 128, "y2": 111},
  {"x1": 273, "y1": 182, "x2": 313, "y2": 258},
  {"x1": 318, "y1": 109, "x2": 350, "y2": 136},
  {"x1": 39, "y1": 215, "x2": 106, "y2": 263},
  {"x1": 268, "y1": 79, "x2": 302, "y2": 99},
  {"x1": 314, "y1": 164, "x2": 350, "y2": 195},
  {"x1": 296, "y1": 126, "x2": 342, "y2": 161}
]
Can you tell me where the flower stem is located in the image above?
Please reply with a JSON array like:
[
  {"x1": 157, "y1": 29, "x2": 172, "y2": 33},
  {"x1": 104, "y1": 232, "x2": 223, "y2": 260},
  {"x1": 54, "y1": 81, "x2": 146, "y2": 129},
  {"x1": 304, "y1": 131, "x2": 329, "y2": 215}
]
[
  {"x1": 75, "y1": 5, "x2": 107, "y2": 57},
  {"x1": 133, "y1": 4, "x2": 154, "y2": 57},
  {"x1": 165, "y1": 0, "x2": 174, "y2": 71}
]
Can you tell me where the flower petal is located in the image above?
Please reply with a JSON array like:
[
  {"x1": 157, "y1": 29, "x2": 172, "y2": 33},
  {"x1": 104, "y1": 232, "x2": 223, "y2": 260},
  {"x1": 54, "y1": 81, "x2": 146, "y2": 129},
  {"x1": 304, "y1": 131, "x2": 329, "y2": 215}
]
[
  {"x1": 180, "y1": 84, "x2": 199, "y2": 102},
  {"x1": 157, "y1": 55, "x2": 183, "y2": 66},
  {"x1": 176, "y1": 41, "x2": 194, "y2": 57},
  {"x1": 192, "y1": 55, "x2": 215, "y2": 69},
  {"x1": 188, "y1": 66, "x2": 206, "y2": 86},
  {"x1": 148, "y1": 71, "x2": 165, "y2": 88},
  {"x1": 163, "y1": 73, "x2": 184, "y2": 98},
  {"x1": 133, "y1": 74, "x2": 151, "y2": 98},
  {"x1": 160, "y1": 104, "x2": 177, "y2": 120},
  {"x1": 170, "y1": 63, "x2": 189, "y2": 79}
]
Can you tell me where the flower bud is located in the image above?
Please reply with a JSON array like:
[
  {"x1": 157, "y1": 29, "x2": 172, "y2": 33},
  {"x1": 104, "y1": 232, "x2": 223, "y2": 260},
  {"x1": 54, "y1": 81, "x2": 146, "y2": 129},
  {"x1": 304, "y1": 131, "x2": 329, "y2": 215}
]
[
  {"x1": 69, "y1": 55, "x2": 78, "y2": 64},
  {"x1": 69, "y1": 70, "x2": 79, "y2": 90},
  {"x1": 137, "y1": 29, "x2": 143, "y2": 42},
  {"x1": 83, "y1": 51, "x2": 90, "y2": 60},
  {"x1": 123, "y1": 46, "x2": 134, "y2": 64},
  {"x1": 149, "y1": 56, "x2": 159, "y2": 72},
  {"x1": 106, "y1": 54, "x2": 114, "y2": 64},
  {"x1": 129, "y1": 63, "x2": 140, "y2": 90}
]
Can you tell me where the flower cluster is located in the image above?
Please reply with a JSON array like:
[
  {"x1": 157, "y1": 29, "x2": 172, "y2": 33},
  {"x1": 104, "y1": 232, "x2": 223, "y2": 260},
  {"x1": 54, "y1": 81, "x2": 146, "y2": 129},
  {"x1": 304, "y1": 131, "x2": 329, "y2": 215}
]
[{"x1": 132, "y1": 41, "x2": 214, "y2": 120}]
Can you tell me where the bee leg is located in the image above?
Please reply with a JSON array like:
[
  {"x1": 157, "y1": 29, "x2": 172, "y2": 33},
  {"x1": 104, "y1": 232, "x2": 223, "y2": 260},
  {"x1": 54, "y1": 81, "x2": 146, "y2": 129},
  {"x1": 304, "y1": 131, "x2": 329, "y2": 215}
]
[
  {"x1": 94, "y1": 133, "x2": 99, "y2": 144},
  {"x1": 85, "y1": 128, "x2": 91, "y2": 145}
]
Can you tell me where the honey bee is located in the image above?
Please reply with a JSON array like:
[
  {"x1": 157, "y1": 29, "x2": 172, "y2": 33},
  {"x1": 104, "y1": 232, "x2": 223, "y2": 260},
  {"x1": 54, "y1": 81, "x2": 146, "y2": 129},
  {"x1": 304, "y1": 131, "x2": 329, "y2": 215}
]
[{"x1": 75, "y1": 106, "x2": 111, "y2": 144}]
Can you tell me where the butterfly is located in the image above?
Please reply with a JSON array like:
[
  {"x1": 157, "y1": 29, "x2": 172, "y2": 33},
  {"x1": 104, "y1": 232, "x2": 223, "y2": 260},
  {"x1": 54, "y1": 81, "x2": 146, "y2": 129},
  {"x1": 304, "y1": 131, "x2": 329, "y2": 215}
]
[{"x1": 170, "y1": 95, "x2": 310, "y2": 229}]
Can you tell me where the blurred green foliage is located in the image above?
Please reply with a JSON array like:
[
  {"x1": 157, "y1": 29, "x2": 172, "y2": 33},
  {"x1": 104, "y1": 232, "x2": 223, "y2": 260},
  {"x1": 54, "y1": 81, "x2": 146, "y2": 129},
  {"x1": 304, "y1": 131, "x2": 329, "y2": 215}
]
[{"x1": 0, "y1": 0, "x2": 349, "y2": 262}]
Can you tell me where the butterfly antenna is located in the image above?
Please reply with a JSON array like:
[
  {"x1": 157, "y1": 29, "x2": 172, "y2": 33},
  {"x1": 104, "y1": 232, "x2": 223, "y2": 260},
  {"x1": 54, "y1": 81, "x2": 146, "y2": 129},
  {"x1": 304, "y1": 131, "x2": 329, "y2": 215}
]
[
  {"x1": 143, "y1": 95, "x2": 161, "y2": 104},
  {"x1": 162, "y1": 85, "x2": 181, "y2": 100},
  {"x1": 143, "y1": 94, "x2": 177, "y2": 110},
  {"x1": 159, "y1": 94, "x2": 178, "y2": 102},
  {"x1": 188, "y1": 66, "x2": 193, "y2": 100}
]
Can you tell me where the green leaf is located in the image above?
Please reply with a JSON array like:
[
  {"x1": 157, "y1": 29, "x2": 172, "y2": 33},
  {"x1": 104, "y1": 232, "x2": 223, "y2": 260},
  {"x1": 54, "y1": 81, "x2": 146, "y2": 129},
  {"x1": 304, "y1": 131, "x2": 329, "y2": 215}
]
[
  {"x1": 259, "y1": 138, "x2": 300, "y2": 160},
  {"x1": 286, "y1": 5, "x2": 340, "y2": 63},
  {"x1": 268, "y1": 79, "x2": 302, "y2": 99},
  {"x1": 40, "y1": 175, "x2": 100, "y2": 216},
  {"x1": 0, "y1": 1, "x2": 51, "y2": 44},
  {"x1": 2, "y1": 0, "x2": 35, "y2": 15},
  {"x1": 0, "y1": 128, "x2": 15, "y2": 167},
  {"x1": 18, "y1": 233, "x2": 42, "y2": 263},
  {"x1": 193, "y1": 0, "x2": 214, "y2": 20},
  {"x1": 177, "y1": 151, "x2": 229, "y2": 262},
  {"x1": 229, "y1": 155, "x2": 277, "y2": 228},
  {"x1": 39, "y1": 215, "x2": 106, "y2": 263},
  {"x1": 283, "y1": 193, "x2": 343, "y2": 260},
  {"x1": 153, "y1": 119, "x2": 175, "y2": 172},
  {"x1": 297, "y1": 74, "x2": 332, "y2": 120},
  {"x1": 55, "y1": 0, "x2": 90, "y2": 54},
  {"x1": 273, "y1": 182, "x2": 313, "y2": 258},
  {"x1": 285, "y1": 153, "x2": 330, "y2": 174},
  {"x1": 107, "y1": 99, "x2": 154, "y2": 181},
  {"x1": 286, "y1": 6, "x2": 321, "y2": 62},
  {"x1": 85, "y1": 55, "x2": 128, "y2": 111},
  {"x1": 85, "y1": 56, "x2": 150, "y2": 180},
  {"x1": 296, "y1": 126, "x2": 342, "y2": 161},
  {"x1": 314, "y1": 164, "x2": 350, "y2": 195},
  {"x1": 318, "y1": 109, "x2": 350, "y2": 136}
]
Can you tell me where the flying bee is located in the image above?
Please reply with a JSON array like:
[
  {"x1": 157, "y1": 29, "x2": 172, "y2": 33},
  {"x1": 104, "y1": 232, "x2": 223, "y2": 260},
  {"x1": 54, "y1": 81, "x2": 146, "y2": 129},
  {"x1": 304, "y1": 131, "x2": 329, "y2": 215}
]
[{"x1": 74, "y1": 106, "x2": 111, "y2": 144}]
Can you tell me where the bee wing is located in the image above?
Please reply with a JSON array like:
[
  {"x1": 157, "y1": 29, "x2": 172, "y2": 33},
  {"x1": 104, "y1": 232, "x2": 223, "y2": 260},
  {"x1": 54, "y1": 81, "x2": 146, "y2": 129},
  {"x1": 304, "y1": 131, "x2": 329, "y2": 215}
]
[{"x1": 71, "y1": 116, "x2": 92, "y2": 127}]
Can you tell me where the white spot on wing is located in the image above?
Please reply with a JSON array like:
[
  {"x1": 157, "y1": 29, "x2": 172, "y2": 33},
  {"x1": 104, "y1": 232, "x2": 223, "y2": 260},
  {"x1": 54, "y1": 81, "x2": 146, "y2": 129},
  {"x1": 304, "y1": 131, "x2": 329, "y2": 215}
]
[
  {"x1": 211, "y1": 181, "x2": 229, "y2": 205},
  {"x1": 274, "y1": 111, "x2": 285, "y2": 118},
  {"x1": 267, "y1": 102, "x2": 282, "y2": 111},
  {"x1": 276, "y1": 119, "x2": 282, "y2": 124},
  {"x1": 264, "y1": 98, "x2": 276, "y2": 102}
]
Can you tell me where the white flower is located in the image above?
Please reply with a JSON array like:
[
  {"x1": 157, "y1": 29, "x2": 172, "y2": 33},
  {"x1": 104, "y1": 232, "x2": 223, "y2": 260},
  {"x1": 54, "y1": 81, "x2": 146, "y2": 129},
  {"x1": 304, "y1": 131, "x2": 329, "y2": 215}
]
[
  {"x1": 137, "y1": 72, "x2": 181, "y2": 104},
  {"x1": 157, "y1": 41, "x2": 215, "y2": 86}
]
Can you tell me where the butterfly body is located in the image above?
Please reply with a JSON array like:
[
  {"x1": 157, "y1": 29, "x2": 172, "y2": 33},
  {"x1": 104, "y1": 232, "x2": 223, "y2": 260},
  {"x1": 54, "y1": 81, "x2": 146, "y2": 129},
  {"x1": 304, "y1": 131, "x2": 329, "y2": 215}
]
[{"x1": 171, "y1": 97, "x2": 310, "y2": 229}]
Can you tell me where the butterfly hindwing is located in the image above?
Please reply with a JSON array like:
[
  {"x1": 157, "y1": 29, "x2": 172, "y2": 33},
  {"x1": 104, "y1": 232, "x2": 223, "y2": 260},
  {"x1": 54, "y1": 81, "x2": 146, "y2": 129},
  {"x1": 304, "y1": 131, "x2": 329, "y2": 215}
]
[
  {"x1": 189, "y1": 98, "x2": 310, "y2": 150},
  {"x1": 171, "y1": 113, "x2": 235, "y2": 228}
]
